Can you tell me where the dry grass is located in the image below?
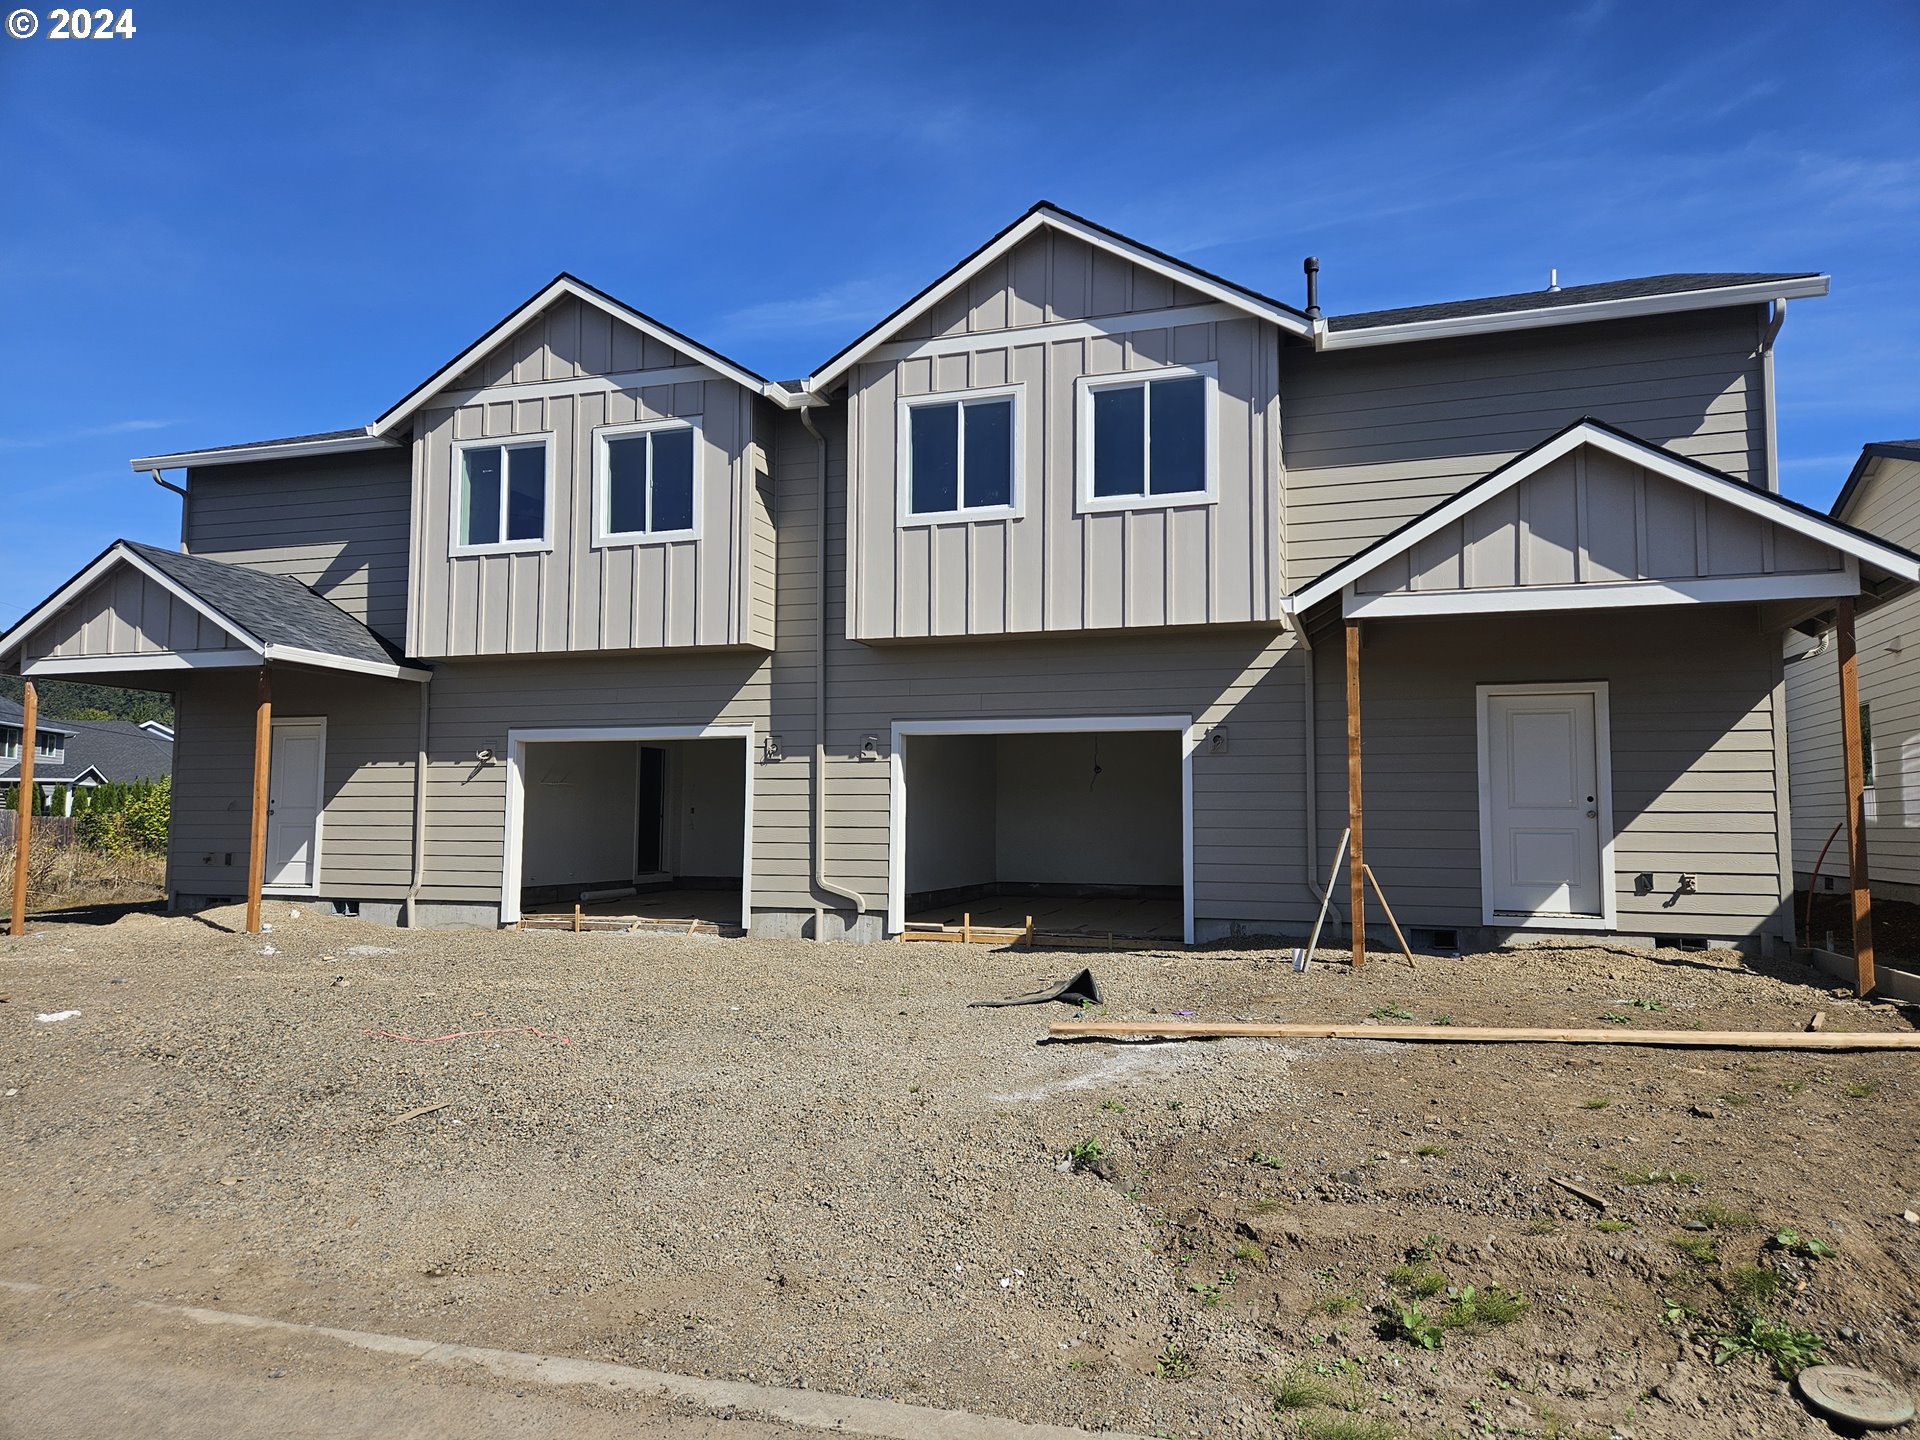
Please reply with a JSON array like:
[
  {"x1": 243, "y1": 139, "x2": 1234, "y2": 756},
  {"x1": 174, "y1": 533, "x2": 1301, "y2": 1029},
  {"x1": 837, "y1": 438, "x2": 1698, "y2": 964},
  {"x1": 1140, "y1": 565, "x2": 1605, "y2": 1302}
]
[{"x1": 0, "y1": 840, "x2": 165, "y2": 913}]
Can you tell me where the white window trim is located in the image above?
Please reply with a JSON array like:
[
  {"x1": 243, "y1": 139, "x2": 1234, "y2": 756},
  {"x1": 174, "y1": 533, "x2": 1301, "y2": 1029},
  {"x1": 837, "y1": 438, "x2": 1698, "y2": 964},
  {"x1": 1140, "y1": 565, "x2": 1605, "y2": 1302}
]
[
  {"x1": 450, "y1": 435, "x2": 555, "y2": 557},
  {"x1": 1475, "y1": 681, "x2": 1617, "y2": 932},
  {"x1": 591, "y1": 416, "x2": 705, "y2": 547},
  {"x1": 1074, "y1": 362, "x2": 1219, "y2": 516},
  {"x1": 895, "y1": 383, "x2": 1025, "y2": 526},
  {"x1": 886, "y1": 714, "x2": 1197, "y2": 946}
]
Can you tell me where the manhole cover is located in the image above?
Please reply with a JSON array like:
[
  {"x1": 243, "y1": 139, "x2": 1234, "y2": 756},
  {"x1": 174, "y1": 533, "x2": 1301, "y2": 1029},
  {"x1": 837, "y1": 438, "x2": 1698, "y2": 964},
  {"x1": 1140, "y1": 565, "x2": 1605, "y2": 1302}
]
[{"x1": 1797, "y1": 1365, "x2": 1916, "y2": 1430}]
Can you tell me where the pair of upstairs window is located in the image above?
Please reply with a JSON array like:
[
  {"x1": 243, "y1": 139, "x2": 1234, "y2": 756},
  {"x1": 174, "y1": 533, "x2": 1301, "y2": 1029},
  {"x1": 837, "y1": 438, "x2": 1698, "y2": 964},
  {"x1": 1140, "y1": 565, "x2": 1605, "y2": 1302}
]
[
  {"x1": 452, "y1": 419, "x2": 699, "y2": 554},
  {"x1": 898, "y1": 367, "x2": 1216, "y2": 523}
]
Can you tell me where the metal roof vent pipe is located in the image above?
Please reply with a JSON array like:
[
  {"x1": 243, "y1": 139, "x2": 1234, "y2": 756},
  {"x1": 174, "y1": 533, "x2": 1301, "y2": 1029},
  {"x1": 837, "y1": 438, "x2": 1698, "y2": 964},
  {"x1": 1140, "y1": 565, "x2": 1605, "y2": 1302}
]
[{"x1": 1303, "y1": 256, "x2": 1321, "y2": 321}]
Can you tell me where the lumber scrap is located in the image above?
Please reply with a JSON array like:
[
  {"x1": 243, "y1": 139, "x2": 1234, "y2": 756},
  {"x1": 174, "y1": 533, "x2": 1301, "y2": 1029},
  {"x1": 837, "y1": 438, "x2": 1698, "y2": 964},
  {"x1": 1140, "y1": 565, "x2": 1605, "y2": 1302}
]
[
  {"x1": 1550, "y1": 1177, "x2": 1610, "y2": 1210},
  {"x1": 1046, "y1": 1018, "x2": 1920, "y2": 1051}
]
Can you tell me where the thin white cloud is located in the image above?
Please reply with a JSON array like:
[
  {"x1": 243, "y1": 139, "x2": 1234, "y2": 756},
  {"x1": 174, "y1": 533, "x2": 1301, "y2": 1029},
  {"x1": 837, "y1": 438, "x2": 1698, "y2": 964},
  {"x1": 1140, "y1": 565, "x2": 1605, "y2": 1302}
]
[
  {"x1": 717, "y1": 278, "x2": 907, "y2": 341},
  {"x1": 0, "y1": 418, "x2": 176, "y2": 450}
]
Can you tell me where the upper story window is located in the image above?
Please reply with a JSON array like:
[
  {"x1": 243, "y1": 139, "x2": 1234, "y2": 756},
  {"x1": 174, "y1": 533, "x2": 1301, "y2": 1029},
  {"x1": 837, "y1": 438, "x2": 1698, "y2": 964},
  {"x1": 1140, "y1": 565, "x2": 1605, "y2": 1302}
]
[
  {"x1": 898, "y1": 386, "x2": 1021, "y2": 524},
  {"x1": 0, "y1": 729, "x2": 58, "y2": 761},
  {"x1": 1, "y1": 729, "x2": 16, "y2": 760},
  {"x1": 594, "y1": 419, "x2": 701, "y2": 545},
  {"x1": 1075, "y1": 364, "x2": 1217, "y2": 514},
  {"x1": 453, "y1": 437, "x2": 550, "y2": 554}
]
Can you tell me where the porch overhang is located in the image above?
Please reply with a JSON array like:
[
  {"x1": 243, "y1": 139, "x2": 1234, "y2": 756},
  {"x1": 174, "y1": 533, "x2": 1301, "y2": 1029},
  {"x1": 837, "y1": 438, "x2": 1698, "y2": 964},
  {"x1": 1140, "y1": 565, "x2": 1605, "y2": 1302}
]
[
  {"x1": 0, "y1": 540, "x2": 429, "y2": 684},
  {"x1": 1284, "y1": 420, "x2": 1920, "y2": 626}
]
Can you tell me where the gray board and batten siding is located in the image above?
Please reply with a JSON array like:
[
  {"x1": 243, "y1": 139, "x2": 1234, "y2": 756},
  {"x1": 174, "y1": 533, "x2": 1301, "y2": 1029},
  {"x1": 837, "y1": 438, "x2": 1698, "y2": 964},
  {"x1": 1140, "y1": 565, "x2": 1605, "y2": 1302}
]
[
  {"x1": 845, "y1": 229, "x2": 1286, "y2": 641},
  {"x1": 1350, "y1": 444, "x2": 1845, "y2": 601},
  {"x1": 23, "y1": 567, "x2": 248, "y2": 663},
  {"x1": 406, "y1": 295, "x2": 775, "y2": 660}
]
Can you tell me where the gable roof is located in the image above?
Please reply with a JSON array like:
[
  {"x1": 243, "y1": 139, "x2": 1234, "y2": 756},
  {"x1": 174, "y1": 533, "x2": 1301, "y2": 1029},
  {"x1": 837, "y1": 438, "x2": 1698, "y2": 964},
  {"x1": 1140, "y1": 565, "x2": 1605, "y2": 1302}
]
[
  {"x1": 1831, "y1": 439, "x2": 1920, "y2": 520},
  {"x1": 0, "y1": 541, "x2": 428, "y2": 682},
  {"x1": 369, "y1": 274, "x2": 779, "y2": 439},
  {"x1": 802, "y1": 201, "x2": 1316, "y2": 394},
  {"x1": 1287, "y1": 418, "x2": 1920, "y2": 616},
  {"x1": 1, "y1": 714, "x2": 172, "y2": 786},
  {"x1": 0, "y1": 696, "x2": 75, "y2": 738}
]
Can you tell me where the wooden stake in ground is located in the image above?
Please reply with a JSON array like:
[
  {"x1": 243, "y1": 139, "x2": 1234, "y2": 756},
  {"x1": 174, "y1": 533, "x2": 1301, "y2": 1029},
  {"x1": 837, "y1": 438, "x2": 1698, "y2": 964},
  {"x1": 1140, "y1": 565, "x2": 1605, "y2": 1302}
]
[
  {"x1": 1363, "y1": 863, "x2": 1415, "y2": 968},
  {"x1": 1047, "y1": 1018, "x2": 1920, "y2": 1051},
  {"x1": 245, "y1": 666, "x2": 271, "y2": 936},
  {"x1": 1346, "y1": 617, "x2": 1366, "y2": 968},
  {"x1": 1836, "y1": 597, "x2": 1876, "y2": 996},
  {"x1": 8, "y1": 680, "x2": 36, "y2": 937}
]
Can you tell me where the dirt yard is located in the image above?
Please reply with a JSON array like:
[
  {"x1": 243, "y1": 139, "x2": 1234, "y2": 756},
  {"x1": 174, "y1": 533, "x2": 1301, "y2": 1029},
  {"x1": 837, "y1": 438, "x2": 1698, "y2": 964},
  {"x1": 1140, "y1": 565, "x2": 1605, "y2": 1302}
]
[{"x1": 2, "y1": 906, "x2": 1916, "y2": 1440}]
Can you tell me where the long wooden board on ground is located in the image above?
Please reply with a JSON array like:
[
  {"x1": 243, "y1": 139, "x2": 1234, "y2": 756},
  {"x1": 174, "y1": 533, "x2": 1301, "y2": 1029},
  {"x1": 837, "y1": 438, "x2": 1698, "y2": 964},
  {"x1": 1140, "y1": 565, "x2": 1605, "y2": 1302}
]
[
  {"x1": 1047, "y1": 1018, "x2": 1920, "y2": 1051},
  {"x1": 900, "y1": 917, "x2": 1175, "y2": 952}
]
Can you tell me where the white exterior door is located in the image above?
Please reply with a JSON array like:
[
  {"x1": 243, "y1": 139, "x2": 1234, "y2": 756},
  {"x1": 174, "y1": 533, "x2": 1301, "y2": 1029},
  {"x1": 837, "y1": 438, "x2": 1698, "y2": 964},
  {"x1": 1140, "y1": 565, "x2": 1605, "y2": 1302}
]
[
  {"x1": 1479, "y1": 685, "x2": 1611, "y2": 926},
  {"x1": 265, "y1": 719, "x2": 325, "y2": 892}
]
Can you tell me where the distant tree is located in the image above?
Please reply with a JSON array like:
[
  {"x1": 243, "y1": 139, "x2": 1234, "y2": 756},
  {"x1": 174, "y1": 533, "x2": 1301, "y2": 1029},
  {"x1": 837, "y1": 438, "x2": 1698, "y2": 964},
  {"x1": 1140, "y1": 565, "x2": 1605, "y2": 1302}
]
[{"x1": 0, "y1": 676, "x2": 173, "y2": 726}]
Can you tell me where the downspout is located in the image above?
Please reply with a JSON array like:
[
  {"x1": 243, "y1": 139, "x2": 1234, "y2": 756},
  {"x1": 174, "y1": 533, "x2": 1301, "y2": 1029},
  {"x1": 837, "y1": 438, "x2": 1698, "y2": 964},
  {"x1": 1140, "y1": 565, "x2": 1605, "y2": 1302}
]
[
  {"x1": 1760, "y1": 299, "x2": 1788, "y2": 493},
  {"x1": 401, "y1": 677, "x2": 430, "y2": 926},
  {"x1": 150, "y1": 469, "x2": 189, "y2": 550},
  {"x1": 799, "y1": 404, "x2": 871, "y2": 929}
]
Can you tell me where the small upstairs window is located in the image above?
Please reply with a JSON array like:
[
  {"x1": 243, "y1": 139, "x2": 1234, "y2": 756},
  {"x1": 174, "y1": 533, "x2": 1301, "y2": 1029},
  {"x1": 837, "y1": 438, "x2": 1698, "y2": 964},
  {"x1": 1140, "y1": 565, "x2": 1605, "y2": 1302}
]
[
  {"x1": 454, "y1": 438, "x2": 550, "y2": 553},
  {"x1": 1076, "y1": 365, "x2": 1217, "y2": 513},
  {"x1": 595, "y1": 419, "x2": 701, "y2": 544},
  {"x1": 1, "y1": 730, "x2": 17, "y2": 760},
  {"x1": 899, "y1": 387, "x2": 1020, "y2": 523}
]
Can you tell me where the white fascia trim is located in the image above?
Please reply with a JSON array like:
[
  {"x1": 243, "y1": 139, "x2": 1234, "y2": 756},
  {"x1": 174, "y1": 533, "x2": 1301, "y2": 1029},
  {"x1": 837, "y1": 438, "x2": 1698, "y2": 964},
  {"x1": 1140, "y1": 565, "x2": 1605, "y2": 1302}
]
[
  {"x1": 129, "y1": 431, "x2": 392, "y2": 472},
  {"x1": 1345, "y1": 567, "x2": 1861, "y2": 619},
  {"x1": 371, "y1": 277, "x2": 773, "y2": 439},
  {"x1": 806, "y1": 208, "x2": 1310, "y2": 393},
  {"x1": 1320, "y1": 276, "x2": 1831, "y2": 351},
  {"x1": 885, "y1": 714, "x2": 1197, "y2": 946},
  {"x1": 0, "y1": 542, "x2": 265, "y2": 666},
  {"x1": 1287, "y1": 421, "x2": 1920, "y2": 615},
  {"x1": 259, "y1": 645, "x2": 429, "y2": 681},
  {"x1": 23, "y1": 651, "x2": 262, "y2": 675},
  {"x1": 863, "y1": 301, "x2": 1245, "y2": 369},
  {"x1": 500, "y1": 722, "x2": 755, "y2": 929}
]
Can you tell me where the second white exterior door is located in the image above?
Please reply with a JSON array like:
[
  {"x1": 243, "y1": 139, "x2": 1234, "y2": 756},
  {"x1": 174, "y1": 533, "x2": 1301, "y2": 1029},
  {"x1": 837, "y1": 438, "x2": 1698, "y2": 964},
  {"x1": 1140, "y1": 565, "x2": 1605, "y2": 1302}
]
[
  {"x1": 1479, "y1": 685, "x2": 1610, "y2": 926},
  {"x1": 265, "y1": 718, "x2": 325, "y2": 892}
]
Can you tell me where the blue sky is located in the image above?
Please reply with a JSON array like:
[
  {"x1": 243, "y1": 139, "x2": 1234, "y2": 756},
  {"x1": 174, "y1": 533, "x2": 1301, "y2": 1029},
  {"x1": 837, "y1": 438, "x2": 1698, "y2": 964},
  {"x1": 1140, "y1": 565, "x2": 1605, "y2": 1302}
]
[{"x1": 2, "y1": 0, "x2": 1916, "y2": 621}]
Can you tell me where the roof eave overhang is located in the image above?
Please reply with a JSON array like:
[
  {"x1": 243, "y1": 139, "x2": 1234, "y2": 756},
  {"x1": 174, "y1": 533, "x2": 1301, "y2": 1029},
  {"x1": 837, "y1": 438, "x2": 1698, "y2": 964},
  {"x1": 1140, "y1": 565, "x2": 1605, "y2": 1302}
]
[
  {"x1": 130, "y1": 431, "x2": 397, "y2": 472},
  {"x1": 801, "y1": 205, "x2": 1313, "y2": 396},
  {"x1": 1319, "y1": 275, "x2": 1830, "y2": 351}
]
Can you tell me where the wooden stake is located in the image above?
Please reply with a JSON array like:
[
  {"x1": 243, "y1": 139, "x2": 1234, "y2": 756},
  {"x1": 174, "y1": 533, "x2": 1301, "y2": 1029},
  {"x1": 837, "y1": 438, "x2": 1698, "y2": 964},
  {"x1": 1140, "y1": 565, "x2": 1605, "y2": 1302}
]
[
  {"x1": 1363, "y1": 864, "x2": 1415, "y2": 968},
  {"x1": 8, "y1": 681, "x2": 36, "y2": 936},
  {"x1": 1047, "y1": 1018, "x2": 1920, "y2": 1051},
  {"x1": 1025, "y1": 915, "x2": 1035, "y2": 950},
  {"x1": 245, "y1": 668, "x2": 271, "y2": 936},
  {"x1": 1836, "y1": 597, "x2": 1876, "y2": 996},
  {"x1": 1345, "y1": 618, "x2": 1366, "y2": 967}
]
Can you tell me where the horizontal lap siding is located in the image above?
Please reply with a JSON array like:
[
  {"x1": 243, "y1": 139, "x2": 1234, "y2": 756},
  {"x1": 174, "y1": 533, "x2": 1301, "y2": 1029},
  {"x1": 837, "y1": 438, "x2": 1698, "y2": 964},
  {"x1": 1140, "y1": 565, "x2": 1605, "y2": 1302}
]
[
  {"x1": 1787, "y1": 456, "x2": 1920, "y2": 887},
  {"x1": 187, "y1": 450, "x2": 413, "y2": 644},
  {"x1": 167, "y1": 669, "x2": 419, "y2": 900},
  {"x1": 850, "y1": 231, "x2": 1283, "y2": 643},
  {"x1": 1321, "y1": 608, "x2": 1788, "y2": 938},
  {"x1": 1284, "y1": 310, "x2": 1769, "y2": 587}
]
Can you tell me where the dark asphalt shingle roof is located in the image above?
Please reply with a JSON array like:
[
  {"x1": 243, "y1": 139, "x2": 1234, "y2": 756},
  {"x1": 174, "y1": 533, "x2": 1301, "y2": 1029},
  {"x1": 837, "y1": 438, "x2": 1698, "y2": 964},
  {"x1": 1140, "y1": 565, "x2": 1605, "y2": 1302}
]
[
  {"x1": 1, "y1": 715, "x2": 171, "y2": 785},
  {"x1": 1327, "y1": 272, "x2": 1820, "y2": 332},
  {"x1": 1831, "y1": 440, "x2": 1920, "y2": 518},
  {"x1": 0, "y1": 696, "x2": 74, "y2": 737},
  {"x1": 125, "y1": 542, "x2": 415, "y2": 670},
  {"x1": 163, "y1": 427, "x2": 380, "y2": 456}
]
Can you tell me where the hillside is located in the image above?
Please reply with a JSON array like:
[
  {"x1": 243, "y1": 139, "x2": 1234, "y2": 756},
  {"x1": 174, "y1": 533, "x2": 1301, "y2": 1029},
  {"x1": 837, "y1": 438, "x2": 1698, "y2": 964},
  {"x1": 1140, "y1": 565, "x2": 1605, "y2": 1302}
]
[{"x1": 0, "y1": 676, "x2": 174, "y2": 726}]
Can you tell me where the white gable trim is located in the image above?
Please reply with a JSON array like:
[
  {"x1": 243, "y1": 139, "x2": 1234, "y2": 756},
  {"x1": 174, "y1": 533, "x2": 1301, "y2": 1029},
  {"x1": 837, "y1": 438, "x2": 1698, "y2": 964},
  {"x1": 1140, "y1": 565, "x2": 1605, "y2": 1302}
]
[
  {"x1": 370, "y1": 277, "x2": 772, "y2": 439},
  {"x1": 0, "y1": 543, "x2": 265, "y2": 666},
  {"x1": 1344, "y1": 567, "x2": 1861, "y2": 619},
  {"x1": 129, "y1": 432, "x2": 396, "y2": 472},
  {"x1": 1285, "y1": 422, "x2": 1920, "y2": 616},
  {"x1": 805, "y1": 207, "x2": 1312, "y2": 394}
]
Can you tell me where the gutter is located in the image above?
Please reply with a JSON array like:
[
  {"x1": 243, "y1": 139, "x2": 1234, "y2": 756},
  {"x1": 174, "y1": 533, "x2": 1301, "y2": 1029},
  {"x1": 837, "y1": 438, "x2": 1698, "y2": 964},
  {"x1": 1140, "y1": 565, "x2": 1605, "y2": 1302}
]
[
  {"x1": 150, "y1": 469, "x2": 189, "y2": 550},
  {"x1": 1760, "y1": 298, "x2": 1789, "y2": 494},
  {"x1": 401, "y1": 677, "x2": 431, "y2": 927},
  {"x1": 799, "y1": 404, "x2": 871, "y2": 929}
]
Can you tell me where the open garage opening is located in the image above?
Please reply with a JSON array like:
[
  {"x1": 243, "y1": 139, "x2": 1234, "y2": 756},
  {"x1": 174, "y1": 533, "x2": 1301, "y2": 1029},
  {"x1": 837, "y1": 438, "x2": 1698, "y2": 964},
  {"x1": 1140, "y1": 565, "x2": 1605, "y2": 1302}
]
[
  {"x1": 507, "y1": 729, "x2": 750, "y2": 933},
  {"x1": 895, "y1": 723, "x2": 1191, "y2": 944}
]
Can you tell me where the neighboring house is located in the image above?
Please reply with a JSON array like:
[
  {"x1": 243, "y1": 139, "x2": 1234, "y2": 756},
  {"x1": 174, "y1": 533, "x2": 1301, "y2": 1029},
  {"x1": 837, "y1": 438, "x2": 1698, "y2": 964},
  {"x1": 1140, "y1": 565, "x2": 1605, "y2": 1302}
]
[
  {"x1": 1786, "y1": 440, "x2": 1920, "y2": 902},
  {"x1": 1, "y1": 696, "x2": 173, "y2": 812},
  {"x1": 2, "y1": 202, "x2": 1914, "y2": 952}
]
